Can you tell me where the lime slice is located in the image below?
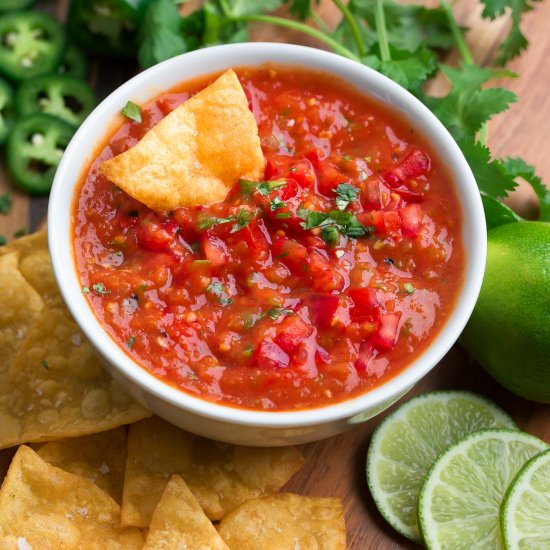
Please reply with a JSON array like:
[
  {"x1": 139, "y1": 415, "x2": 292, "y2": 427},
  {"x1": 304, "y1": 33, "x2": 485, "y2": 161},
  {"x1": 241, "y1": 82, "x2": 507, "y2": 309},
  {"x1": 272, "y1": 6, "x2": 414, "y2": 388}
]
[
  {"x1": 501, "y1": 447, "x2": 550, "y2": 549},
  {"x1": 366, "y1": 391, "x2": 515, "y2": 542},
  {"x1": 418, "y1": 429, "x2": 548, "y2": 549}
]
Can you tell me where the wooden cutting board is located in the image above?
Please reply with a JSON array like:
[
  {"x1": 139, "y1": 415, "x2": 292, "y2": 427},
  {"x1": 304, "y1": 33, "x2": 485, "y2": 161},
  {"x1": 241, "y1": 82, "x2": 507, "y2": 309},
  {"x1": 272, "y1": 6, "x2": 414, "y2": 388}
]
[{"x1": 1, "y1": 1, "x2": 549, "y2": 548}]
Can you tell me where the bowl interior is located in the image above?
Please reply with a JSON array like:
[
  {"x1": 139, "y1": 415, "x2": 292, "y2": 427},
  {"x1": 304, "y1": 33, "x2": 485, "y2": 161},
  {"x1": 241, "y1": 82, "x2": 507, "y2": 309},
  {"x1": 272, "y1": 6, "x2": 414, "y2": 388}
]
[{"x1": 48, "y1": 43, "x2": 486, "y2": 428}]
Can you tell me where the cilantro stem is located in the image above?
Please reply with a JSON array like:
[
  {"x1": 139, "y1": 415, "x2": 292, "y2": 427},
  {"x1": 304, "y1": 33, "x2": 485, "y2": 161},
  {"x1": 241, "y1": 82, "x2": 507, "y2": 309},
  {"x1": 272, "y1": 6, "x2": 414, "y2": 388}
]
[
  {"x1": 332, "y1": 0, "x2": 367, "y2": 57},
  {"x1": 440, "y1": 0, "x2": 474, "y2": 65},
  {"x1": 311, "y1": 11, "x2": 331, "y2": 34},
  {"x1": 374, "y1": 0, "x2": 391, "y2": 62},
  {"x1": 236, "y1": 14, "x2": 360, "y2": 61}
]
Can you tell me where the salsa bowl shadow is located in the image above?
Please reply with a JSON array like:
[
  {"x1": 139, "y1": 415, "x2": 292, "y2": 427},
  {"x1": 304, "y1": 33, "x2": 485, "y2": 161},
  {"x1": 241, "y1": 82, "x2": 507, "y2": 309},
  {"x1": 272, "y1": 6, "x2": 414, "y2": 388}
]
[{"x1": 48, "y1": 43, "x2": 486, "y2": 446}]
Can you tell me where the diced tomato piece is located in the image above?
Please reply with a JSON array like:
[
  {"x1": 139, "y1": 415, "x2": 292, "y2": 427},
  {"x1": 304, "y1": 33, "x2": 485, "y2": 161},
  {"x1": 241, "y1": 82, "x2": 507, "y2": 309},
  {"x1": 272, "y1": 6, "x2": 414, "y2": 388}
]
[
  {"x1": 361, "y1": 211, "x2": 401, "y2": 238},
  {"x1": 254, "y1": 340, "x2": 289, "y2": 369},
  {"x1": 314, "y1": 295, "x2": 340, "y2": 329},
  {"x1": 309, "y1": 249, "x2": 345, "y2": 292},
  {"x1": 280, "y1": 178, "x2": 299, "y2": 201},
  {"x1": 304, "y1": 148, "x2": 325, "y2": 166},
  {"x1": 316, "y1": 160, "x2": 348, "y2": 196},
  {"x1": 383, "y1": 149, "x2": 431, "y2": 187},
  {"x1": 276, "y1": 315, "x2": 312, "y2": 354},
  {"x1": 273, "y1": 238, "x2": 308, "y2": 273},
  {"x1": 315, "y1": 345, "x2": 331, "y2": 365},
  {"x1": 289, "y1": 160, "x2": 316, "y2": 188},
  {"x1": 201, "y1": 233, "x2": 228, "y2": 268},
  {"x1": 362, "y1": 179, "x2": 384, "y2": 209},
  {"x1": 240, "y1": 220, "x2": 271, "y2": 255},
  {"x1": 399, "y1": 204, "x2": 422, "y2": 238},
  {"x1": 394, "y1": 186, "x2": 423, "y2": 203},
  {"x1": 136, "y1": 219, "x2": 177, "y2": 252},
  {"x1": 266, "y1": 157, "x2": 316, "y2": 188},
  {"x1": 371, "y1": 312, "x2": 402, "y2": 350},
  {"x1": 355, "y1": 341, "x2": 375, "y2": 371},
  {"x1": 349, "y1": 288, "x2": 379, "y2": 322}
]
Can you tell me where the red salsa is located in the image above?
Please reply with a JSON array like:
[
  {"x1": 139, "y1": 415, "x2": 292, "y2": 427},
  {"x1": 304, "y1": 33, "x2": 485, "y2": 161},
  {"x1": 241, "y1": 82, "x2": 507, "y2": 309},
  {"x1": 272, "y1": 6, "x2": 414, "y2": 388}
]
[{"x1": 74, "y1": 66, "x2": 464, "y2": 411}]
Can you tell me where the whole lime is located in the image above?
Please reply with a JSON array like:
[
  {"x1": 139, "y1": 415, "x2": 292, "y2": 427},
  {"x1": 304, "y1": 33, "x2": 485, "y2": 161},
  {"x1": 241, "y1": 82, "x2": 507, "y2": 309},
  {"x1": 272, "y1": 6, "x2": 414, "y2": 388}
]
[{"x1": 461, "y1": 221, "x2": 550, "y2": 402}]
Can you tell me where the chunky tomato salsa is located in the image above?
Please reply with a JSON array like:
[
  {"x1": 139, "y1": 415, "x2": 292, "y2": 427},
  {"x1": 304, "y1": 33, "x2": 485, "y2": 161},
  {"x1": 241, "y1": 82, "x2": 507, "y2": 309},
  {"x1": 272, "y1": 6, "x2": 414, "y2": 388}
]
[{"x1": 74, "y1": 66, "x2": 464, "y2": 411}]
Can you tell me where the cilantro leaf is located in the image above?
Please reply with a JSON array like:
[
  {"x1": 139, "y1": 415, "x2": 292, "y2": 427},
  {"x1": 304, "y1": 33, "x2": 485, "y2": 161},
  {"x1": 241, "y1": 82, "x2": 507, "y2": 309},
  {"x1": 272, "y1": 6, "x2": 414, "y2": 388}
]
[
  {"x1": 270, "y1": 196, "x2": 286, "y2": 211},
  {"x1": 298, "y1": 208, "x2": 373, "y2": 239},
  {"x1": 334, "y1": 183, "x2": 360, "y2": 210},
  {"x1": 121, "y1": 101, "x2": 142, "y2": 123},
  {"x1": 481, "y1": 193, "x2": 523, "y2": 229},
  {"x1": 198, "y1": 209, "x2": 254, "y2": 233},
  {"x1": 286, "y1": 0, "x2": 320, "y2": 19},
  {"x1": 458, "y1": 139, "x2": 517, "y2": 199},
  {"x1": 127, "y1": 336, "x2": 136, "y2": 349},
  {"x1": 92, "y1": 283, "x2": 109, "y2": 295},
  {"x1": 198, "y1": 214, "x2": 236, "y2": 231},
  {"x1": 138, "y1": 0, "x2": 188, "y2": 68},
  {"x1": 426, "y1": 64, "x2": 517, "y2": 141},
  {"x1": 480, "y1": 0, "x2": 541, "y2": 65},
  {"x1": 239, "y1": 179, "x2": 286, "y2": 196},
  {"x1": 501, "y1": 158, "x2": 550, "y2": 221},
  {"x1": 264, "y1": 307, "x2": 295, "y2": 320},
  {"x1": 0, "y1": 193, "x2": 11, "y2": 215},
  {"x1": 231, "y1": 209, "x2": 254, "y2": 233},
  {"x1": 207, "y1": 281, "x2": 233, "y2": 305}
]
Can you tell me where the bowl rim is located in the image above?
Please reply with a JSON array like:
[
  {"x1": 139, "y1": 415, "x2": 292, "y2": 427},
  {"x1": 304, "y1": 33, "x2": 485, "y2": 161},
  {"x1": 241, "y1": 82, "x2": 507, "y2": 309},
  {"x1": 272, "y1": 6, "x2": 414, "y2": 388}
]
[{"x1": 48, "y1": 42, "x2": 486, "y2": 428}]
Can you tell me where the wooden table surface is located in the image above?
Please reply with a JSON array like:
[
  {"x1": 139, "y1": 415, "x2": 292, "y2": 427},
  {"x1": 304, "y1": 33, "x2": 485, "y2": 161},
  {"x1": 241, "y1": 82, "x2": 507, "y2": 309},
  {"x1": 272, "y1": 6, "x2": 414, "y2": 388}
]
[{"x1": 1, "y1": 1, "x2": 549, "y2": 548}]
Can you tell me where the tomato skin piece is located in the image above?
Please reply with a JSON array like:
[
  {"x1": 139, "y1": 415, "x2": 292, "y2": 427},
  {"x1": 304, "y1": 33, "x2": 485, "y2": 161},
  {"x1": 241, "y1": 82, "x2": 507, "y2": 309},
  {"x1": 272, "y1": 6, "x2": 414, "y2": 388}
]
[
  {"x1": 265, "y1": 156, "x2": 316, "y2": 188},
  {"x1": 362, "y1": 210, "x2": 402, "y2": 238},
  {"x1": 201, "y1": 232, "x2": 228, "y2": 267},
  {"x1": 136, "y1": 218, "x2": 177, "y2": 252},
  {"x1": 316, "y1": 160, "x2": 348, "y2": 196},
  {"x1": 349, "y1": 288, "x2": 379, "y2": 322},
  {"x1": 276, "y1": 315, "x2": 313, "y2": 354},
  {"x1": 240, "y1": 220, "x2": 270, "y2": 255},
  {"x1": 309, "y1": 249, "x2": 345, "y2": 292},
  {"x1": 314, "y1": 295, "x2": 340, "y2": 329},
  {"x1": 254, "y1": 340, "x2": 290, "y2": 369},
  {"x1": 371, "y1": 312, "x2": 402, "y2": 350},
  {"x1": 383, "y1": 149, "x2": 431, "y2": 187},
  {"x1": 399, "y1": 204, "x2": 422, "y2": 238},
  {"x1": 273, "y1": 237, "x2": 308, "y2": 273}
]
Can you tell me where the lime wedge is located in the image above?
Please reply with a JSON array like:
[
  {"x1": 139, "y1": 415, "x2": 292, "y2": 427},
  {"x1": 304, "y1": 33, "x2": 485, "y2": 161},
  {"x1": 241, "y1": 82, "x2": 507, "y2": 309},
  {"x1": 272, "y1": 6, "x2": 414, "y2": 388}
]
[
  {"x1": 501, "y1": 447, "x2": 550, "y2": 549},
  {"x1": 418, "y1": 429, "x2": 548, "y2": 549},
  {"x1": 366, "y1": 391, "x2": 516, "y2": 542}
]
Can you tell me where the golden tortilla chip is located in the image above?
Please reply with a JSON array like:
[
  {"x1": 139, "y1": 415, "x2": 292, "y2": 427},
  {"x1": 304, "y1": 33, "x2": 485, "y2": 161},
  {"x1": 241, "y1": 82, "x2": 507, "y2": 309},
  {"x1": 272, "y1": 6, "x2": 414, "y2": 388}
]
[
  {"x1": 122, "y1": 416, "x2": 305, "y2": 526},
  {"x1": 0, "y1": 445, "x2": 143, "y2": 549},
  {"x1": 217, "y1": 493, "x2": 347, "y2": 550},
  {"x1": 143, "y1": 475, "x2": 229, "y2": 550},
  {"x1": 3, "y1": 232, "x2": 62, "y2": 307},
  {"x1": 0, "y1": 252, "x2": 44, "y2": 375},
  {"x1": 100, "y1": 69, "x2": 264, "y2": 211},
  {"x1": 37, "y1": 427, "x2": 127, "y2": 503},
  {"x1": 0, "y1": 305, "x2": 150, "y2": 450}
]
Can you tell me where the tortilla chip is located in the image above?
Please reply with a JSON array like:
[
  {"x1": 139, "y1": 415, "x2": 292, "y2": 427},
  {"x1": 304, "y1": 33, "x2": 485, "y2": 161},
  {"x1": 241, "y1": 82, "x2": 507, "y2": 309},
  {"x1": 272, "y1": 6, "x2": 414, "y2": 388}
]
[
  {"x1": 143, "y1": 475, "x2": 229, "y2": 550},
  {"x1": 37, "y1": 427, "x2": 127, "y2": 503},
  {"x1": 0, "y1": 252, "x2": 44, "y2": 375},
  {"x1": 0, "y1": 445, "x2": 143, "y2": 549},
  {"x1": 0, "y1": 305, "x2": 150, "y2": 450},
  {"x1": 217, "y1": 493, "x2": 347, "y2": 550},
  {"x1": 100, "y1": 69, "x2": 264, "y2": 211},
  {"x1": 122, "y1": 416, "x2": 305, "y2": 526}
]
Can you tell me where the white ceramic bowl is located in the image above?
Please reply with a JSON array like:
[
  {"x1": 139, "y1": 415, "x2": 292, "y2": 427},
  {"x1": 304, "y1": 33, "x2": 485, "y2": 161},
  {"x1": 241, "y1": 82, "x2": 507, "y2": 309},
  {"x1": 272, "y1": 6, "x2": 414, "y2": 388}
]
[{"x1": 48, "y1": 43, "x2": 486, "y2": 446}]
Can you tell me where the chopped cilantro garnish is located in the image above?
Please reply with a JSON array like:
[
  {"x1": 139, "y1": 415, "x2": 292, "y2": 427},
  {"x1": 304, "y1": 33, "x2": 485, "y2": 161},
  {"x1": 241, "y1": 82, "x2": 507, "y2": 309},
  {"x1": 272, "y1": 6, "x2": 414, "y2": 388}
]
[
  {"x1": 0, "y1": 194, "x2": 11, "y2": 215},
  {"x1": 403, "y1": 283, "x2": 415, "y2": 294},
  {"x1": 198, "y1": 209, "x2": 254, "y2": 233},
  {"x1": 297, "y1": 208, "x2": 373, "y2": 240},
  {"x1": 239, "y1": 179, "x2": 286, "y2": 196},
  {"x1": 321, "y1": 226, "x2": 339, "y2": 245},
  {"x1": 127, "y1": 336, "x2": 136, "y2": 349},
  {"x1": 334, "y1": 183, "x2": 359, "y2": 211},
  {"x1": 41, "y1": 359, "x2": 49, "y2": 370},
  {"x1": 81, "y1": 286, "x2": 90, "y2": 294},
  {"x1": 270, "y1": 196, "x2": 286, "y2": 211},
  {"x1": 121, "y1": 100, "x2": 142, "y2": 123},
  {"x1": 275, "y1": 212, "x2": 292, "y2": 219},
  {"x1": 207, "y1": 281, "x2": 233, "y2": 306},
  {"x1": 342, "y1": 154, "x2": 352, "y2": 161},
  {"x1": 92, "y1": 283, "x2": 109, "y2": 295},
  {"x1": 243, "y1": 344, "x2": 254, "y2": 357},
  {"x1": 265, "y1": 307, "x2": 295, "y2": 320},
  {"x1": 13, "y1": 228, "x2": 27, "y2": 238}
]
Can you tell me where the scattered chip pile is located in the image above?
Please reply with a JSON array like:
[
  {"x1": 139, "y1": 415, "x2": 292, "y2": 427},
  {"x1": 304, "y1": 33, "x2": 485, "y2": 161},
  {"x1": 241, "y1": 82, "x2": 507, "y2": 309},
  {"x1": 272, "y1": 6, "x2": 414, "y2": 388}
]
[{"x1": 0, "y1": 232, "x2": 348, "y2": 548}]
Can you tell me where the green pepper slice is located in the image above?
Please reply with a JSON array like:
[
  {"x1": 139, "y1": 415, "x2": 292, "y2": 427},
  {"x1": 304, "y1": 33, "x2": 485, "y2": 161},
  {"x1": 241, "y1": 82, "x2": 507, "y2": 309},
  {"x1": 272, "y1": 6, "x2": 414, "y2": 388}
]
[
  {"x1": 67, "y1": 0, "x2": 151, "y2": 59},
  {"x1": 0, "y1": 12, "x2": 64, "y2": 82},
  {"x1": 0, "y1": 0, "x2": 36, "y2": 13},
  {"x1": 16, "y1": 74, "x2": 96, "y2": 127},
  {"x1": 7, "y1": 113, "x2": 75, "y2": 194},
  {"x1": 58, "y1": 44, "x2": 89, "y2": 79},
  {"x1": 0, "y1": 76, "x2": 14, "y2": 145}
]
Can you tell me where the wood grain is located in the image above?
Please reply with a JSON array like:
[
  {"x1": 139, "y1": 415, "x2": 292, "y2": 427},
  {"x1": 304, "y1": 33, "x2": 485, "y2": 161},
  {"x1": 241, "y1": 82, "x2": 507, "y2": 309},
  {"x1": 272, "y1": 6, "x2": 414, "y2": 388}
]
[{"x1": 1, "y1": 1, "x2": 549, "y2": 548}]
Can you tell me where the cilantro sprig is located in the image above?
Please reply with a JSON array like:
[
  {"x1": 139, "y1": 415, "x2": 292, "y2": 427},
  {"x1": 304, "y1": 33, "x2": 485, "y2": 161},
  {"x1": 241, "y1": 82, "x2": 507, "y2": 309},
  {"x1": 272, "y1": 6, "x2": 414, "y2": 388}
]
[
  {"x1": 198, "y1": 208, "x2": 255, "y2": 233},
  {"x1": 298, "y1": 208, "x2": 373, "y2": 245}
]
